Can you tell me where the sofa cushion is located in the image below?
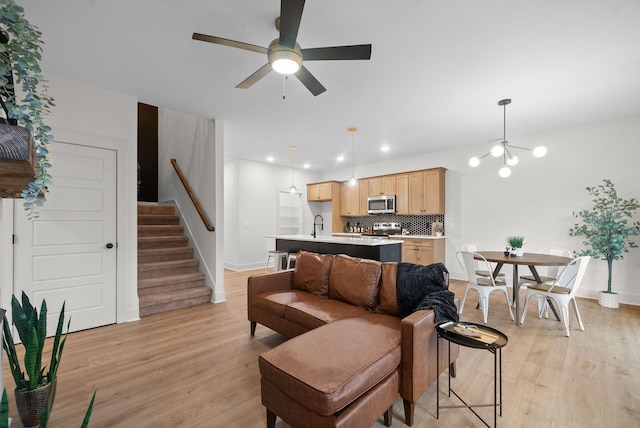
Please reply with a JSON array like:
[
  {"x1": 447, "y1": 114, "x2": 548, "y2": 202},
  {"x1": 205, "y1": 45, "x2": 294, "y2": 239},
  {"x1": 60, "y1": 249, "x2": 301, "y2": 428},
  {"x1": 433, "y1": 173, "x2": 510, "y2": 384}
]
[
  {"x1": 253, "y1": 290, "x2": 324, "y2": 318},
  {"x1": 375, "y1": 262, "x2": 399, "y2": 316},
  {"x1": 285, "y1": 298, "x2": 369, "y2": 330},
  {"x1": 259, "y1": 316, "x2": 401, "y2": 416},
  {"x1": 291, "y1": 251, "x2": 334, "y2": 297},
  {"x1": 328, "y1": 254, "x2": 382, "y2": 309}
]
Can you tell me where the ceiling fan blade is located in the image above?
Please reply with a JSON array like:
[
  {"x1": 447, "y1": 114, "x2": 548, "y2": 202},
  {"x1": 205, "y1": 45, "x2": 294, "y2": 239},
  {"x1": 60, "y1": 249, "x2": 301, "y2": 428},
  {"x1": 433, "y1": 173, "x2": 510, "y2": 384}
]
[
  {"x1": 295, "y1": 66, "x2": 326, "y2": 96},
  {"x1": 192, "y1": 33, "x2": 268, "y2": 55},
  {"x1": 279, "y1": 0, "x2": 305, "y2": 48},
  {"x1": 302, "y1": 44, "x2": 372, "y2": 61},
  {"x1": 236, "y1": 63, "x2": 273, "y2": 89}
]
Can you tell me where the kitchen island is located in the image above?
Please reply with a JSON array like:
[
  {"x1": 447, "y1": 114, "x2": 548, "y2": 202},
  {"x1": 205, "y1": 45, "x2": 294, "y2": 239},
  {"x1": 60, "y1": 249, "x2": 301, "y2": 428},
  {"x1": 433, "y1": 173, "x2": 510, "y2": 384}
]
[{"x1": 269, "y1": 235, "x2": 403, "y2": 262}]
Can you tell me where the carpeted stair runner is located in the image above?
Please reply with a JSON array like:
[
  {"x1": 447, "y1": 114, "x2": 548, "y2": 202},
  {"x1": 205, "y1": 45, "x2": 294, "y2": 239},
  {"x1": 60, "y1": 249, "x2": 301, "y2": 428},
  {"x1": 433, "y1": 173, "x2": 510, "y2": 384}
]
[{"x1": 138, "y1": 205, "x2": 212, "y2": 316}]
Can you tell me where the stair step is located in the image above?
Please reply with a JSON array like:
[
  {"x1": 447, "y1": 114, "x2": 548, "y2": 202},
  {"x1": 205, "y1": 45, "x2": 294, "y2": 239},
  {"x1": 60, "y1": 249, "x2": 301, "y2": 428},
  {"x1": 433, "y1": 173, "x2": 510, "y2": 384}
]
[
  {"x1": 138, "y1": 236, "x2": 189, "y2": 250},
  {"x1": 138, "y1": 247, "x2": 194, "y2": 263},
  {"x1": 138, "y1": 224, "x2": 184, "y2": 237},
  {"x1": 139, "y1": 287, "x2": 212, "y2": 317},
  {"x1": 139, "y1": 272, "x2": 206, "y2": 291},
  {"x1": 138, "y1": 214, "x2": 180, "y2": 225},
  {"x1": 138, "y1": 259, "x2": 200, "y2": 280},
  {"x1": 138, "y1": 205, "x2": 175, "y2": 215}
]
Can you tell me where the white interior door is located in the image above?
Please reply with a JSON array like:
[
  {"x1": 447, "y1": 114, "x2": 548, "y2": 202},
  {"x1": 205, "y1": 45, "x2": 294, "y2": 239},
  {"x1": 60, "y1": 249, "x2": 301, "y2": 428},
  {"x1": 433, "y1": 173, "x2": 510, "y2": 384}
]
[{"x1": 14, "y1": 141, "x2": 117, "y2": 334}]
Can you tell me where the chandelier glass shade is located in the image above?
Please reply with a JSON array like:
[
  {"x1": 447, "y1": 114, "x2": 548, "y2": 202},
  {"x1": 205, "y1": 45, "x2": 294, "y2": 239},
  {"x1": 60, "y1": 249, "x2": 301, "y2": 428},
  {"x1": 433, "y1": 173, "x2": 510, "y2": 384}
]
[
  {"x1": 469, "y1": 99, "x2": 547, "y2": 177},
  {"x1": 289, "y1": 146, "x2": 297, "y2": 193}
]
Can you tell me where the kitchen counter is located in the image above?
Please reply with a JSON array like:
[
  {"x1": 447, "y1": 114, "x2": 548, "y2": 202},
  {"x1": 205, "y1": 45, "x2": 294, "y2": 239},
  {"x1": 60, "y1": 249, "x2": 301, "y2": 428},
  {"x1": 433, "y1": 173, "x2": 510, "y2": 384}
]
[
  {"x1": 268, "y1": 235, "x2": 402, "y2": 262},
  {"x1": 332, "y1": 233, "x2": 445, "y2": 240}
]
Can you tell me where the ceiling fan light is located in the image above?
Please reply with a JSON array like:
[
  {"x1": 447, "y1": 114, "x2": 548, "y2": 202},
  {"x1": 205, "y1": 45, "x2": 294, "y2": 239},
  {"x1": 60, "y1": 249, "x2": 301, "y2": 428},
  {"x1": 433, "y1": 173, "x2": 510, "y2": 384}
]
[
  {"x1": 268, "y1": 40, "x2": 303, "y2": 74},
  {"x1": 272, "y1": 58, "x2": 300, "y2": 74},
  {"x1": 491, "y1": 144, "x2": 504, "y2": 157},
  {"x1": 533, "y1": 146, "x2": 547, "y2": 157},
  {"x1": 469, "y1": 156, "x2": 481, "y2": 167}
]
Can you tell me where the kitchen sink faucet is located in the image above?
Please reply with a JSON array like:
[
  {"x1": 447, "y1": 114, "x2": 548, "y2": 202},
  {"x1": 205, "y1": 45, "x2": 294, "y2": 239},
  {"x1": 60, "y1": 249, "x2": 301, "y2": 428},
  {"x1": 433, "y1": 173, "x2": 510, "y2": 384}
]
[{"x1": 312, "y1": 215, "x2": 324, "y2": 238}]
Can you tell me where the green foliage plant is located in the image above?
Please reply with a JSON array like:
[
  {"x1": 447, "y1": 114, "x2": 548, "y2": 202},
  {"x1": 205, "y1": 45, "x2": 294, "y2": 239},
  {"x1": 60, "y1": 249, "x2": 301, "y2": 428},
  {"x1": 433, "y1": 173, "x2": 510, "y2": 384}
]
[
  {"x1": 570, "y1": 179, "x2": 640, "y2": 294},
  {"x1": 506, "y1": 235, "x2": 525, "y2": 249},
  {"x1": 2, "y1": 292, "x2": 68, "y2": 392},
  {"x1": 0, "y1": 0, "x2": 55, "y2": 218}
]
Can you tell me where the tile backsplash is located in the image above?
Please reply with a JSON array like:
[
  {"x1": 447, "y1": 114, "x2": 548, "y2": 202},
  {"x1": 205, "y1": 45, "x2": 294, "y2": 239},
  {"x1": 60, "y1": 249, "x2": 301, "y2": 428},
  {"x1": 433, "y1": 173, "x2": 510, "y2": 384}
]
[{"x1": 344, "y1": 214, "x2": 444, "y2": 235}]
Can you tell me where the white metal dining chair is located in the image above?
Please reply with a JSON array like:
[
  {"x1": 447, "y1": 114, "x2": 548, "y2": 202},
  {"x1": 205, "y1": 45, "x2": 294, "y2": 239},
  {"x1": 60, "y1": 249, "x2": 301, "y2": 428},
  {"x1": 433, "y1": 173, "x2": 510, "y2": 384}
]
[
  {"x1": 457, "y1": 251, "x2": 514, "y2": 324},
  {"x1": 520, "y1": 256, "x2": 591, "y2": 337},
  {"x1": 462, "y1": 244, "x2": 506, "y2": 281},
  {"x1": 519, "y1": 247, "x2": 573, "y2": 285}
]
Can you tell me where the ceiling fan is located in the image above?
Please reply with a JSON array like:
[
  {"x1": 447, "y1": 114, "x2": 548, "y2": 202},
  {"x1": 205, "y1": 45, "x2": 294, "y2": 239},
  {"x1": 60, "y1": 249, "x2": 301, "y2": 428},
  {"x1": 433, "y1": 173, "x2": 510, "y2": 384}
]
[{"x1": 192, "y1": 0, "x2": 372, "y2": 96}]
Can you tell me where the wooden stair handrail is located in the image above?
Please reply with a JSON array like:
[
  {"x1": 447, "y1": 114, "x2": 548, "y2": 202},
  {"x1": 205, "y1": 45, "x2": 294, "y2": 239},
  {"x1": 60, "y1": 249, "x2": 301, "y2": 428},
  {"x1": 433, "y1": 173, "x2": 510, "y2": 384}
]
[{"x1": 170, "y1": 158, "x2": 215, "y2": 231}]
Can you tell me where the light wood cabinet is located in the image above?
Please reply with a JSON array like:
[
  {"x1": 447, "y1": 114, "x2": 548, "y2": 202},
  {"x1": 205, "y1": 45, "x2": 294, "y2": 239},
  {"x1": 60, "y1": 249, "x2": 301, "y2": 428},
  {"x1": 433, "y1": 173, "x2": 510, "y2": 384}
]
[
  {"x1": 368, "y1": 176, "x2": 397, "y2": 197},
  {"x1": 395, "y1": 174, "x2": 409, "y2": 215},
  {"x1": 391, "y1": 237, "x2": 445, "y2": 265},
  {"x1": 340, "y1": 182, "x2": 360, "y2": 216},
  {"x1": 307, "y1": 181, "x2": 337, "y2": 201},
  {"x1": 359, "y1": 179, "x2": 369, "y2": 215},
  {"x1": 407, "y1": 168, "x2": 446, "y2": 214}
]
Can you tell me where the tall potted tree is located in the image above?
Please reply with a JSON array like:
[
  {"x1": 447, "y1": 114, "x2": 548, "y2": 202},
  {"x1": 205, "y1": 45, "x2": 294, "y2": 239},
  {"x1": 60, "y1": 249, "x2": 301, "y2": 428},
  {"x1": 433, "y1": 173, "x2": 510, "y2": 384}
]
[{"x1": 570, "y1": 179, "x2": 640, "y2": 308}]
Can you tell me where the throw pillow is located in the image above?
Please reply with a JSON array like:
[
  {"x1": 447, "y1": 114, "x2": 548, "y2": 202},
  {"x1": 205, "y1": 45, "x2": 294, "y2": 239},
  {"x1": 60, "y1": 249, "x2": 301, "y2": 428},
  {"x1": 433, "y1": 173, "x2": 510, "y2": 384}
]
[{"x1": 291, "y1": 251, "x2": 334, "y2": 297}]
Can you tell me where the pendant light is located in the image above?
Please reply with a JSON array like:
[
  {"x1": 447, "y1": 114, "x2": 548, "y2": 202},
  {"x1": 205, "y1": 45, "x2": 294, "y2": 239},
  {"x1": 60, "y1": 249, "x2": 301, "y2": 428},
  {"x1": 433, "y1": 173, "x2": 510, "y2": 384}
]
[
  {"x1": 348, "y1": 127, "x2": 357, "y2": 186},
  {"x1": 469, "y1": 99, "x2": 547, "y2": 177},
  {"x1": 288, "y1": 146, "x2": 297, "y2": 193}
]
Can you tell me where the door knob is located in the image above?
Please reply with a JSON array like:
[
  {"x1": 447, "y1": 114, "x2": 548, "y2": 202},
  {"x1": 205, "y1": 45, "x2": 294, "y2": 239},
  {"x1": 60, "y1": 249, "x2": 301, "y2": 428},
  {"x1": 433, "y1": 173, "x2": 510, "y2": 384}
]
[{"x1": 106, "y1": 243, "x2": 114, "y2": 249}]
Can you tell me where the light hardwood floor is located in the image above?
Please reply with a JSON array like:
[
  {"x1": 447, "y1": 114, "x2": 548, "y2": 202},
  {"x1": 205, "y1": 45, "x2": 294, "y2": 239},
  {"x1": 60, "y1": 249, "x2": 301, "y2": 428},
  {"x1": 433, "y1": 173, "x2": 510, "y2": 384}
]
[{"x1": 4, "y1": 268, "x2": 640, "y2": 427}]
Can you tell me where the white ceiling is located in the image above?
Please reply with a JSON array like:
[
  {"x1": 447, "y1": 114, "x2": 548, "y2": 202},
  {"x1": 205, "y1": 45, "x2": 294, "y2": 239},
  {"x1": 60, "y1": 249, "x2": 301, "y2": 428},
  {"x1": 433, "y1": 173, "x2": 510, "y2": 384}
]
[{"x1": 17, "y1": 0, "x2": 640, "y2": 171}]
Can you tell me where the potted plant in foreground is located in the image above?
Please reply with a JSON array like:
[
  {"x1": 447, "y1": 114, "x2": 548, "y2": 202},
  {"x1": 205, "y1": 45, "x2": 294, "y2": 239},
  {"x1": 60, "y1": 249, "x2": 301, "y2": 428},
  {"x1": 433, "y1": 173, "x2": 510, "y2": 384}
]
[
  {"x1": 2, "y1": 292, "x2": 68, "y2": 427},
  {"x1": 570, "y1": 179, "x2": 640, "y2": 308},
  {"x1": 506, "y1": 235, "x2": 525, "y2": 256}
]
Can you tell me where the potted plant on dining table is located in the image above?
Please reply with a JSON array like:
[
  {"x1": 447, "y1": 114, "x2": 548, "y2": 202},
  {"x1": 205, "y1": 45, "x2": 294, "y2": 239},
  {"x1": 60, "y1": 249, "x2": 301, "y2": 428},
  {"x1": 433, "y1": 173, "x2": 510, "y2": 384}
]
[{"x1": 506, "y1": 235, "x2": 525, "y2": 257}]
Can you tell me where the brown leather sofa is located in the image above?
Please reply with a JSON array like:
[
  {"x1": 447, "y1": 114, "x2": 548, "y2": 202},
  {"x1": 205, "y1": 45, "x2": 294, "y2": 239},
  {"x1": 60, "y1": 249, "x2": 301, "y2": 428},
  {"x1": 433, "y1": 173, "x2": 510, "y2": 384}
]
[{"x1": 248, "y1": 251, "x2": 459, "y2": 426}]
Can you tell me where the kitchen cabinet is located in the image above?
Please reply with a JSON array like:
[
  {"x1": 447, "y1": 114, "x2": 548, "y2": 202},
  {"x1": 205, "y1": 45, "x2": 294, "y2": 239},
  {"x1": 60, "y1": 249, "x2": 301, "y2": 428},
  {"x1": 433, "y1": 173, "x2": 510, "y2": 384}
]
[
  {"x1": 340, "y1": 181, "x2": 360, "y2": 216},
  {"x1": 359, "y1": 179, "x2": 369, "y2": 215},
  {"x1": 391, "y1": 237, "x2": 445, "y2": 265},
  {"x1": 307, "y1": 181, "x2": 339, "y2": 202},
  {"x1": 368, "y1": 175, "x2": 397, "y2": 196},
  {"x1": 407, "y1": 168, "x2": 446, "y2": 214},
  {"x1": 395, "y1": 174, "x2": 409, "y2": 215}
]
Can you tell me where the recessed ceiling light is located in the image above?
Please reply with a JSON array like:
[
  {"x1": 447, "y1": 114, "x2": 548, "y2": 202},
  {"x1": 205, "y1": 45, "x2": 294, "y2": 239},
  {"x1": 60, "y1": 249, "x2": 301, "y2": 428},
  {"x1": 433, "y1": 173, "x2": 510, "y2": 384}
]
[
  {"x1": 337, "y1": 156, "x2": 344, "y2": 162},
  {"x1": 267, "y1": 156, "x2": 274, "y2": 162},
  {"x1": 303, "y1": 163, "x2": 310, "y2": 169},
  {"x1": 381, "y1": 146, "x2": 390, "y2": 152}
]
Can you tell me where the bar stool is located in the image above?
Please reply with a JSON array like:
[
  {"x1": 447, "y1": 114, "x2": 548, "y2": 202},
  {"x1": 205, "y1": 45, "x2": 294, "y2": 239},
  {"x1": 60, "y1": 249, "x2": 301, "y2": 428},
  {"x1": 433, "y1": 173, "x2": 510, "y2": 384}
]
[{"x1": 266, "y1": 250, "x2": 289, "y2": 272}]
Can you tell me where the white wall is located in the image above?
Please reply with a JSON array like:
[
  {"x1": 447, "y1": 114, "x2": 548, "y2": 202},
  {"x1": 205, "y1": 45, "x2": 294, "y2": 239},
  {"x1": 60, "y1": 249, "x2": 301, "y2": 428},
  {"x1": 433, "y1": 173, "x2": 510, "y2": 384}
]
[
  {"x1": 157, "y1": 109, "x2": 225, "y2": 302},
  {"x1": 0, "y1": 73, "x2": 139, "y2": 321},
  {"x1": 322, "y1": 115, "x2": 640, "y2": 304},
  {"x1": 223, "y1": 159, "x2": 322, "y2": 271}
]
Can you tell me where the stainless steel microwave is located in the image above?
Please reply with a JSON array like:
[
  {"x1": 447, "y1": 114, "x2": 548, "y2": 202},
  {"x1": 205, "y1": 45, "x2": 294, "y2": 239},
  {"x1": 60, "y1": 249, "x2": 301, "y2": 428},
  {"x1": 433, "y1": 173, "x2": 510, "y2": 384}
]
[{"x1": 367, "y1": 195, "x2": 396, "y2": 214}]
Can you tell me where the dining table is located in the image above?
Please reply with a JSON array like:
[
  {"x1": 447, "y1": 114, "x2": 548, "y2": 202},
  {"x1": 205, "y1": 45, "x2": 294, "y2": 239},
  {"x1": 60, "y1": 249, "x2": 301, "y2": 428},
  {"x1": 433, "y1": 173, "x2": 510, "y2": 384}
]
[{"x1": 476, "y1": 251, "x2": 573, "y2": 326}]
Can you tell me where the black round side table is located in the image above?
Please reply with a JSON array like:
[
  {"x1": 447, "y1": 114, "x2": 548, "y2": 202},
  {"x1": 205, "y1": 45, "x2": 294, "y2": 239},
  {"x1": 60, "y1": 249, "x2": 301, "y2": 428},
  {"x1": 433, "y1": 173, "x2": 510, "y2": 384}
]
[{"x1": 436, "y1": 321, "x2": 508, "y2": 427}]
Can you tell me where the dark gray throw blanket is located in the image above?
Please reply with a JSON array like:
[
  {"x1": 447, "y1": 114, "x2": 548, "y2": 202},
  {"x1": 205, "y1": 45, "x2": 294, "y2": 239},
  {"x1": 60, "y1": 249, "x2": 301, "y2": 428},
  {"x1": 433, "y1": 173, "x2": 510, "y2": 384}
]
[{"x1": 396, "y1": 262, "x2": 459, "y2": 323}]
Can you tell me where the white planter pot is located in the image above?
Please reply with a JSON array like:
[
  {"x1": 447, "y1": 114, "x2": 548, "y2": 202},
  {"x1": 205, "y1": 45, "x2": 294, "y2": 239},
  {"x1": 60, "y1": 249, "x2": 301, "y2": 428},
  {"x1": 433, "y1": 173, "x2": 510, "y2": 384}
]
[
  {"x1": 515, "y1": 248, "x2": 524, "y2": 257},
  {"x1": 598, "y1": 291, "x2": 619, "y2": 309}
]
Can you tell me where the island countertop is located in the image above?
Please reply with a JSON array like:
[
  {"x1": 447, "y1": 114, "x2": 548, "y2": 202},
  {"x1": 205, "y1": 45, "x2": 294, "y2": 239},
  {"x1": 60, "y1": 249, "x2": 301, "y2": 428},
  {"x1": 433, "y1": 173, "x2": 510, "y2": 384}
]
[
  {"x1": 268, "y1": 235, "x2": 403, "y2": 262},
  {"x1": 267, "y1": 234, "x2": 403, "y2": 246}
]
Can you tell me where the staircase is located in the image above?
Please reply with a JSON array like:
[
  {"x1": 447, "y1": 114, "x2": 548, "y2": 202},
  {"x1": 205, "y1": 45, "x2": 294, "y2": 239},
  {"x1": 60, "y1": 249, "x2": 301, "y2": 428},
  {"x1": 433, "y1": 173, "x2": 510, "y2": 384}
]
[{"x1": 138, "y1": 205, "x2": 212, "y2": 317}]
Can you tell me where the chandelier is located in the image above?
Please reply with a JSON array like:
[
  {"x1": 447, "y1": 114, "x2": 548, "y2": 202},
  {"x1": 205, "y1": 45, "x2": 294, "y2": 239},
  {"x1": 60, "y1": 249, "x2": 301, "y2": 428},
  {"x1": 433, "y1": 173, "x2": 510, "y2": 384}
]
[{"x1": 469, "y1": 99, "x2": 547, "y2": 177}]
